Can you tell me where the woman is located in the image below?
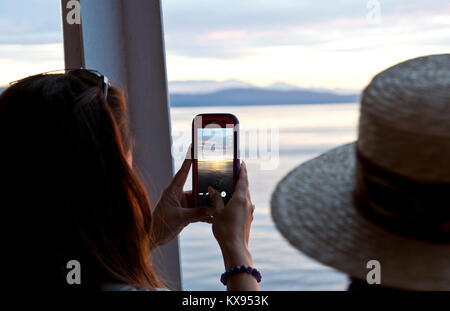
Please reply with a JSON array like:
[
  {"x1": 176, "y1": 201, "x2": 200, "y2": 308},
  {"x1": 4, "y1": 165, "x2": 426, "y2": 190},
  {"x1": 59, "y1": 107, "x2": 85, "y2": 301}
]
[{"x1": 0, "y1": 70, "x2": 258, "y2": 291}]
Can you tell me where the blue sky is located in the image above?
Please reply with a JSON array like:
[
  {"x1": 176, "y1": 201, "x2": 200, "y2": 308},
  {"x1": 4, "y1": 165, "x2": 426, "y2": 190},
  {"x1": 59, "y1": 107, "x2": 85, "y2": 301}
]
[{"x1": 0, "y1": 0, "x2": 449, "y2": 90}]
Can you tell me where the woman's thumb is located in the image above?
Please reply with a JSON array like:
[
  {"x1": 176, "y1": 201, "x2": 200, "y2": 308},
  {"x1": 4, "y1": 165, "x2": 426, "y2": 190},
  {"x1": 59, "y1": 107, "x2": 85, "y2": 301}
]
[{"x1": 208, "y1": 186, "x2": 224, "y2": 211}]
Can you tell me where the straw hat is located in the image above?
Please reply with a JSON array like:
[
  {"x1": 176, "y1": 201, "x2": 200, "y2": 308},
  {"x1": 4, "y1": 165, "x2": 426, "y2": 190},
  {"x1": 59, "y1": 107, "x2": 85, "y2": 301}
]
[{"x1": 271, "y1": 54, "x2": 450, "y2": 290}]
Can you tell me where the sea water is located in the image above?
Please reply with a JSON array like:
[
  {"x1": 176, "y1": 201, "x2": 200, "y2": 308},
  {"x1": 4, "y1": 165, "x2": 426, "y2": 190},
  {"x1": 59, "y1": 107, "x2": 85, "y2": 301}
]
[{"x1": 170, "y1": 103, "x2": 359, "y2": 290}]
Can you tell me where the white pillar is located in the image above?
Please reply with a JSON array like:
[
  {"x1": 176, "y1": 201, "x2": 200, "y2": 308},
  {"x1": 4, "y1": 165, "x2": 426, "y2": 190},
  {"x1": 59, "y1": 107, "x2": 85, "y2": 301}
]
[{"x1": 61, "y1": 0, "x2": 181, "y2": 289}]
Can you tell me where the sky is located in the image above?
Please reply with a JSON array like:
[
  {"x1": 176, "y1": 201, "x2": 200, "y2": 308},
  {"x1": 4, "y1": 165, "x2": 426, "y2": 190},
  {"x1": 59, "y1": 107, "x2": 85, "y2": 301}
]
[{"x1": 0, "y1": 0, "x2": 449, "y2": 91}]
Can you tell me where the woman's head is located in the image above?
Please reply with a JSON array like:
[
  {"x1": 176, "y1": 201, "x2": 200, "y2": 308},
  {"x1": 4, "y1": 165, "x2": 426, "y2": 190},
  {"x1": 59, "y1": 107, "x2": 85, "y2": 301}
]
[{"x1": 0, "y1": 72, "x2": 160, "y2": 289}]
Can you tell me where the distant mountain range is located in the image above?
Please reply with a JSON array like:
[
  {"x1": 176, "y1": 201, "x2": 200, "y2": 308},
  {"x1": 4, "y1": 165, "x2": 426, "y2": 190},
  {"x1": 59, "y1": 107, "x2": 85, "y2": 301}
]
[
  {"x1": 168, "y1": 79, "x2": 359, "y2": 95},
  {"x1": 170, "y1": 88, "x2": 360, "y2": 107},
  {"x1": 169, "y1": 79, "x2": 255, "y2": 94},
  {"x1": 169, "y1": 80, "x2": 359, "y2": 107},
  {"x1": 0, "y1": 80, "x2": 361, "y2": 107}
]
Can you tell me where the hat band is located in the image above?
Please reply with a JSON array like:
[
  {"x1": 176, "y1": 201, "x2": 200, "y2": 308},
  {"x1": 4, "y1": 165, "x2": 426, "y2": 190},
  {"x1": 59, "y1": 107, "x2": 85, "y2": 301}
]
[{"x1": 353, "y1": 148, "x2": 450, "y2": 241}]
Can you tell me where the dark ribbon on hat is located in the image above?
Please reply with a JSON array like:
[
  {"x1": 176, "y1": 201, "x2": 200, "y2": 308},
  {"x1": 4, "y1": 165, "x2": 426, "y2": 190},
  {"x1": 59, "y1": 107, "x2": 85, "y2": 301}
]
[{"x1": 353, "y1": 148, "x2": 450, "y2": 242}]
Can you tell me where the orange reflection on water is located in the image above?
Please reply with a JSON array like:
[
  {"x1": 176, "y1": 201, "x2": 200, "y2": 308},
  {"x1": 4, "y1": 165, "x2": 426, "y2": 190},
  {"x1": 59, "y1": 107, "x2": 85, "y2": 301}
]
[{"x1": 198, "y1": 159, "x2": 233, "y2": 172}]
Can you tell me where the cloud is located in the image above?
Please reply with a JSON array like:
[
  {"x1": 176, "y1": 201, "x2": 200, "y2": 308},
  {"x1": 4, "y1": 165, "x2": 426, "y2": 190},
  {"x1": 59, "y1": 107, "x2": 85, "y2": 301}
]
[
  {"x1": 196, "y1": 30, "x2": 248, "y2": 42},
  {"x1": 0, "y1": 43, "x2": 64, "y2": 86},
  {"x1": 1, "y1": 0, "x2": 448, "y2": 52},
  {"x1": 0, "y1": 0, "x2": 449, "y2": 89},
  {"x1": 0, "y1": 0, "x2": 62, "y2": 45},
  {"x1": 162, "y1": 0, "x2": 450, "y2": 58}
]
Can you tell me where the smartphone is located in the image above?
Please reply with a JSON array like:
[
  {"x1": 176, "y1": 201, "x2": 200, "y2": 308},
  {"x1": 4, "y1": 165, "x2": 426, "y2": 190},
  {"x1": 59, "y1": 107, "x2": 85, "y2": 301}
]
[{"x1": 192, "y1": 113, "x2": 240, "y2": 207}]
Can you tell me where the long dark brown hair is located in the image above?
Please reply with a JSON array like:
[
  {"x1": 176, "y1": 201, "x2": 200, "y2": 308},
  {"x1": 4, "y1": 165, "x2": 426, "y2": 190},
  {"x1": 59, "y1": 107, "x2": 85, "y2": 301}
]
[{"x1": 0, "y1": 73, "x2": 162, "y2": 290}]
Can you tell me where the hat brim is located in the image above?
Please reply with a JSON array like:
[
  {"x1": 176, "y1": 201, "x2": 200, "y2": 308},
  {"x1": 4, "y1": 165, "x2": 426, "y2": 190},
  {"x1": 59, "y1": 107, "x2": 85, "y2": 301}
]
[{"x1": 270, "y1": 143, "x2": 450, "y2": 290}]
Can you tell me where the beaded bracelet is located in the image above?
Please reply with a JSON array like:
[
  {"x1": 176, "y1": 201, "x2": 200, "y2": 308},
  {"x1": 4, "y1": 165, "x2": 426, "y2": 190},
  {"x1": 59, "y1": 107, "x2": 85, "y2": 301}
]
[{"x1": 220, "y1": 265, "x2": 262, "y2": 285}]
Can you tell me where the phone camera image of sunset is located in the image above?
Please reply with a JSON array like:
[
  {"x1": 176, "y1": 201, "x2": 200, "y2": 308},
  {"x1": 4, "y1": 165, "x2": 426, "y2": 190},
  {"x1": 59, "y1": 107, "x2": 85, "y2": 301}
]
[{"x1": 197, "y1": 127, "x2": 234, "y2": 206}]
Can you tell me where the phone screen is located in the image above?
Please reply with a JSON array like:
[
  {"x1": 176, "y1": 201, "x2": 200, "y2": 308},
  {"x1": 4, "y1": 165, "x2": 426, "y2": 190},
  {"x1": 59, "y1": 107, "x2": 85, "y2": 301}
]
[{"x1": 197, "y1": 126, "x2": 234, "y2": 206}]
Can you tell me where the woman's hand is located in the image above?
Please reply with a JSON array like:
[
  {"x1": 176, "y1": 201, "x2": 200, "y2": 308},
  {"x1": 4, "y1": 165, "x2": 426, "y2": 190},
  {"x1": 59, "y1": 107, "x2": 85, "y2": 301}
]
[
  {"x1": 208, "y1": 162, "x2": 258, "y2": 290},
  {"x1": 208, "y1": 162, "x2": 255, "y2": 269},
  {"x1": 151, "y1": 157, "x2": 211, "y2": 248}
]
